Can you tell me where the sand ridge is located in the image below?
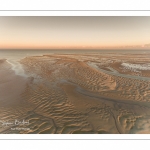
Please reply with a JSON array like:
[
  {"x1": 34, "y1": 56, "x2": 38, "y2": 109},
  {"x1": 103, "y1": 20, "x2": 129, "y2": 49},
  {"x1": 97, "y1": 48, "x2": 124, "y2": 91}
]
[{"x1": 0, "y1": 53, "x2": 150, "y2": 134}]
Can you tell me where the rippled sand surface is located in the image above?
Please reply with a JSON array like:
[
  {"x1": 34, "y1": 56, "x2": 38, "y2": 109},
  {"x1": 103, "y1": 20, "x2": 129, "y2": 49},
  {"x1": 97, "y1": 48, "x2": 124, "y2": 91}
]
[{"x1": 0, "y1": 53, "x2": 150, "y2": 134}]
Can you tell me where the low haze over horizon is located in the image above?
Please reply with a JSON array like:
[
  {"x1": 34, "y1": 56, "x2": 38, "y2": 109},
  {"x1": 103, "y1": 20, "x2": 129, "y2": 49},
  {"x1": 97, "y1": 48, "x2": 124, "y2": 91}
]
[{"x1": 0, "y1": 16, "x2": 150, "y2": 50}]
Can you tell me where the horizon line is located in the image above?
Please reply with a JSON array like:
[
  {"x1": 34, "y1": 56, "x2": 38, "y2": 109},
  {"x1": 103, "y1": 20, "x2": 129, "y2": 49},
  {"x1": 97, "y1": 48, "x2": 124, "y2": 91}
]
[{"x1": 0, "y1": 48, "x2": 150, "y2": 50}]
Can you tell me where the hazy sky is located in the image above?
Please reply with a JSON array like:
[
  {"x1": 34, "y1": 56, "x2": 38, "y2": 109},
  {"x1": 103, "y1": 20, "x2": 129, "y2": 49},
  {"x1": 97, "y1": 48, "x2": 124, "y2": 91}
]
[{"x1": 0, "y1": 16, "x2": 150, "y2": 49}]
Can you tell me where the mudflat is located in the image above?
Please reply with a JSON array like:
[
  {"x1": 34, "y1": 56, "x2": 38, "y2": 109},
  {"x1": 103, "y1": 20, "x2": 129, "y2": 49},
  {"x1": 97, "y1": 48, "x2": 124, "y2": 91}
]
[{"x1": 0, "y1": 53, "x2": 150, "y2": 134}]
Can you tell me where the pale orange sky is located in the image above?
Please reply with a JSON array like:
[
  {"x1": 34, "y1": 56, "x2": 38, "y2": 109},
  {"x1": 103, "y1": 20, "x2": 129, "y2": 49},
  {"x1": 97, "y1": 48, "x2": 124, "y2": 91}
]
[{"x1": 0, "y1": 17, "x2": 150, "y2": 49}]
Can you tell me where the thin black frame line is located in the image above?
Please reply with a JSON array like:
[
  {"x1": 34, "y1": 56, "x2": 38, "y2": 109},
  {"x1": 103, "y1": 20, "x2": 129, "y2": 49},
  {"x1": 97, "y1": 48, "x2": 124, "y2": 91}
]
[{"x1": 0, "y1": 10, "x2": 150, "y2": 11}]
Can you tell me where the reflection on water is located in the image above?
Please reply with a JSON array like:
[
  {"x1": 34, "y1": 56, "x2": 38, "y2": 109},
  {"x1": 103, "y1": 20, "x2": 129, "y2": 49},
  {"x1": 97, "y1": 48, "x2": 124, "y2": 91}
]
[
  {"x1": 87, "y1": 61, "x2": 150, "y2": 81},
  {"x1": 1, "y1": 49, "x2": 150, "y2": 78},
  {"x1": 0, "y1": 50, "x2": 55, "y2": 77}
]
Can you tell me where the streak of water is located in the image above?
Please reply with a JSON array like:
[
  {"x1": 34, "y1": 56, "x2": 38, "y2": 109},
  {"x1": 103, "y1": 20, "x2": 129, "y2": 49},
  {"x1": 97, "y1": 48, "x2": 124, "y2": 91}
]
[
  {"x1": 6, "y1": 59, "x2": 28, "y2": 77},
  {"x1": 87, "y1": 62, "x2": 150, "y2": 81}
]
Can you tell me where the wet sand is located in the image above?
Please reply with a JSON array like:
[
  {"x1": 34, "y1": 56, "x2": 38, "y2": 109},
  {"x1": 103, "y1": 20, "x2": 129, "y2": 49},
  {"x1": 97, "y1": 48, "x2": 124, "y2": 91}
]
[
  {"x1": 0, "y1": 59, "x2": 33, "y2": 133},
  {"x1": 0, "y1": 60, "x2": 27, "y2": 103}
]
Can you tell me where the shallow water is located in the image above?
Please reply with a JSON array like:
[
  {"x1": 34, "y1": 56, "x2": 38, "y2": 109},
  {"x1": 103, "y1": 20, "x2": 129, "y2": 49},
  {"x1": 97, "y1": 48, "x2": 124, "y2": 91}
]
[
  {"x1": 0, "y1": 49, "x2": 150, "y2": 60},
  {"x1": 6, "y1": 59, "x2": 28, "y2": 77},
  {"x1": 1, "y1": 49, "x2": 150, "y2": 78},
  {"x1": 87, "y1": 61, "x2": 150, "y2": 81},
  {"x1": 1, "y1": 50, "x2": 150, "y2": 134}
]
